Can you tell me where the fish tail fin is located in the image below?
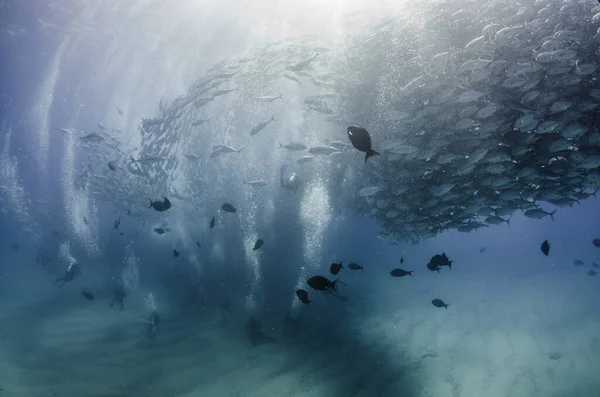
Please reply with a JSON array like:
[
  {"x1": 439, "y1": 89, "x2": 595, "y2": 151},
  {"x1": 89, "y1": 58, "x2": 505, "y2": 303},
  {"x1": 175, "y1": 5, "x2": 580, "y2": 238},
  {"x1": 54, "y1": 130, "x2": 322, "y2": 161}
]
[
  {"x1": 506, "y1": 217, "x2": 511, "y2": 226},
  {"x1": 409, "y1": 271, "x2": 413, "y2": 277},
  {"x1": 237, "y1": 147, "x2": 244, "y2": 153},
  {"x1": 331, "y1": 280, "x2": 337, "y2": 291},
  {"x1": 277, "y1": 93, "x2": 283, "y2": 100},
  {"x1": 360, "y1": 267, "x2": 364, "y2": 271},
  {"x1": 444, "y1": 304, "x2": 449, "y2": 310},
  {"x1": 550, "y1": 210, "x2": 556, "y2": 222},
  {"x1": 278, "y1": 142, "x2": 283, "y2": 149},
  {"x1": 271, "y1": 115, "x2": 276, "y2": 121},
  {"x1": 365, "y1": 149, "x2": 380, "y2": 163},
  {"x1": 149, "y1": 200, "x2": 152, "y2": 208}
]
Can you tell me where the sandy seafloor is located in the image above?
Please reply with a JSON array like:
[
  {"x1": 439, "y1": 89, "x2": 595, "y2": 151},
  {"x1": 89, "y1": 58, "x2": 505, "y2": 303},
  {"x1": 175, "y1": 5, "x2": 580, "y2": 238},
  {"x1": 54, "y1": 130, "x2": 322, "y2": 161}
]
[{"x1": 1, "y1": 271, "x2": 599, "y2": 397}]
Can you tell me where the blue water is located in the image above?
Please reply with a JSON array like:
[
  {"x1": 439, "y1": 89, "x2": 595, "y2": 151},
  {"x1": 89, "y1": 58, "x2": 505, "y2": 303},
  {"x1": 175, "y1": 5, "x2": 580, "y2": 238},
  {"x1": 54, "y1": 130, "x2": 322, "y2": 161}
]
[{"x1": 2, "y1": 1, "x2": 600, "y2": 396}]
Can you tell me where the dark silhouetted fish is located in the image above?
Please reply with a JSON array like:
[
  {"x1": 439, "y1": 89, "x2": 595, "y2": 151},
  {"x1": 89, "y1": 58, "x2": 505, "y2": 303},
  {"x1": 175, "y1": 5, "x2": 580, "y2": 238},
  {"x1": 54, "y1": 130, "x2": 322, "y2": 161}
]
[
  {"x1": 593, "y1": 239, "x2": 600, "y2": 248},
  {"x1": 427, "y1": 253, "x2": 452, "y2": 272},
  {"x1": 348, "y1": 263, "x2": 363, "y2": 271},
  {"x1": 400, "y1": 256, "x2": 404, "y2": 264},
  {"x1": 82, "y1": 290, "x2": 95, "y2": 300},
  {"x1": 154, "y1": 228, "x2": 165, "y2": 234},
  {"x1": 330, "y1": 261, "x2": 343, "y2": 275},
  {"x1": 108, "y1": 161, "x2": 117, "y2": 171},
  {"x1": 149, "y1": 197, "x2": 171, "y2": 212},
  {"x1": 574, "y1": 259, "x2": 584, "y2": 266},
  {"x1": 83, "y1": 217, "x2": 89, "y2": 225},
  {"x1": 390, "y1": 268, "x2": 413, "y2": 277},
  {"x1": 252, "y1": 239, "x2": 264, "y2": 251},
  {"x1": 541, "y1": 240, "x2": 550, "y2": 256},
  {"x1": 114, "y1": 217, "x2": 121, "y2": 229},
  {"x1": 196, "y1": 241, "x2": 201, "y2": 248},
  {"x1": 432, "y1": 299, "x2": 448, "y2": 309},
  {"x1": 221, "y1": 203, "x2": 236, "y2": 213},
  {"x1": 210, "y1": 216, "x2": 215, "y2": 228},
  {"x1": 479, "y1": 247, "x2": 487, "y2": 253},
  {"x1": 589, "y1": 270, "x2": 597, "y2": 277},
  {"x1": 296, "y1": 289, "x2": 311, "y2": 305},
  {"x1": 307, "y1": 276, "x2": 337, "y2": 292},
  {"x1": 173, "y1": 249, "x2": 179, "y2": 258},
  {"x1": 347, "y1": 126, "x2": 380, "y2": 163}
]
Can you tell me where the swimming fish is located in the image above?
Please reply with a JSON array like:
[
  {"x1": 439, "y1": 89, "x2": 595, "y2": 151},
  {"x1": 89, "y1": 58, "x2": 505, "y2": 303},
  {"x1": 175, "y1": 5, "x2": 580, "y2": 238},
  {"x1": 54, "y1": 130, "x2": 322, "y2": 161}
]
[
  {"x1": 154, "y1": 228, "x2": 165, "y2": 234},
  {"x1": 427, "y1": 253, "x2": 452, "y2": 272},
  {"x1": 295, "y1": 289, "x2": 311, "y2": 305},
  {"x1": 593, "y1": 238, "x2": 600, "y2": 248},
  {"x1": 278, "y1": 142, "x2": 307, "y2": 151},
  {"x1": 250, "y1": 115, "x2": 276, "y2": 136},
  {"x1": 330, "y1": 261, "x2": 343, "y2": 275},
  {"x1": 574, "y1": 259, "x2": 584, "y2": 266},
  {"x1": 149, "y1": 197, "x2": 171, "y2": 212},
  {"x1": 221, "y1": 203, "x2": 236, "y2": 213},
  {"x1": 307, "y1": 276, "x2": 337, "y2": 292},
  {"x1": 400, "y1": 256, "x2": 404, "y2": 264},
  {"x1": 431, "y1": 299, "x2": 449, "y2": 309},
  {"x1": 173, "y1": 249, "x2": 180, "y2": 258},
  {"x1": 210, "y1": 216, "x2": 215, "y2": 228},
  {"x1": 347, "y1": 126, "x2": 380, "y2": 163},
  {"x1": 541, "y1": 240, "x2": 550, "y2": 256},
  {"x1": 114, "y1": 217, "x2": 121, "y2": 229},
  {"x1": 390, "y1": 269, "x2": 413, "y2": 277},
  {"x1": 253, "y1": 239, "x2": 264, "y2": 251},
  {"x1": 81, "y1": 290, "x2": 95, "y2": 301},
  {"x1": 196, "y1": 241, "x2": 201, "y2": 248},
  {"x1": 347, "y1": 263, "x2": 364, "y2": 271}
]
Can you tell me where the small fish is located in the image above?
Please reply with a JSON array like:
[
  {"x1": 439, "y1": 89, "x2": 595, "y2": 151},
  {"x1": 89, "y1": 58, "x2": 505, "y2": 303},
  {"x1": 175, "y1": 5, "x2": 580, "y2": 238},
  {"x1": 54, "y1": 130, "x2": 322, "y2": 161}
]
[
  {"x1": 400, "y1": 256, "x2": 404, "y2": 264},
  {"x1": 347, "y1": 126, "x2": 380, "y2": 163},
  {"x1": 114, "y1": 217, "x2": 121, "y2": 229},
  {"x1": 221, "y1": 203, "x2": 236, "y2": 213},
  {"x1": 574, "y1": 259, "x2": 584, "y2": 266},
  {"x1": 97, "y1": 122, "x2": 106, "y2": 130},
  {"x1": 348, "y1": 263, "x2": 363, "y2": 271},
  {"x1": 210, "y1": 216, "x2": 215, "y2": 228},
  {"x1": 255, "y1": 94, "x2": 283, "y2": 102},
  {"x1": 278, "y1": 142, "x2": 307, "y2": 151},
  {"x1": 431, "y1": 299, "x2": 449, "y2": 309},
  {"x1": 330, "y1": 261, "x2": 343, "y2": 275},
  {"x1": 479, "y1": 247, "x2": 487, "y2": 253},
  {"x1": 390, "y1": 269, "x2": 413, "y2": 277},
  {"x1": 83, "y1": 217, "x2": 89, "y2": 225},
  {"x1": 82, "y1": 290, "x2": 95, "y2": 300},
  {"x1": 307, "y1": 276, "x2": 337, "y2": 292},
  {"x1": 130, "y1": 155, "x2": 163, "y2": 165},
  {"x1": 154, "y1": 228, "x2": 165, "y2": 234},
  {"x1": 173, "y1": 249, "x2": 180, "y2": 258},
  {"x1": 540, "y1": 240, "x2": 550, "y2": 256},
  {"x1": 108, "y1": 161, "x2": 117, "y2": 171},
  {"x1": 149, "y1": 197, "x2": 171, "y2": 212},
  {"x1": 297, "y1": 155, "x2": 315, "y2": 164},
  {"x1": 593, "y1": 238, "x2": 600, "y2": 248},
  {"x1": 250, "y1": 115, "x2": 276, "y2": 136},
  {"x1": 196, "y1": 241, "x2": 201, "y2": 248},
  {"x1": 296, "y1": 289, "x2": 311, "y2": 305},
  {"x1": 244, "y1": 179, "x2": 268, "y2": 187},
  {"x1": 589, "y1": 270, "x2": 597, "y2": 277},
  {"x1": 252, "y1": 239, "x2": 264, "y2": 251},
  {"x1": 117, "y1": 107, "x2": 123, "y2": 116}
]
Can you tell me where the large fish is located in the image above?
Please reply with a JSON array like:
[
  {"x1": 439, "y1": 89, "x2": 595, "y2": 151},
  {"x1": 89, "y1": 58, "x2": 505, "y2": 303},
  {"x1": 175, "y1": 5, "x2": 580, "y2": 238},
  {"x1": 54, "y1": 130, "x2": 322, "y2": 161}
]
[{"x1": 347, "y1": 126, "x2": 380, "y2": 163}]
